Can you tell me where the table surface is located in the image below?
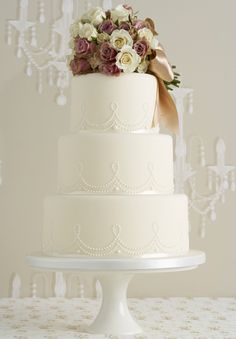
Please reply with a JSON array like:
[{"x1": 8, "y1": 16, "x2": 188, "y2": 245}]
[{"x1": 0, "y1": 297, "x2": 235, "y2": 338}]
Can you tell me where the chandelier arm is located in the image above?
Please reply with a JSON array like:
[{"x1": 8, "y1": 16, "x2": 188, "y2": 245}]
[{"x1": 24, "y1": 41, "x2": 53, "y2": 56}]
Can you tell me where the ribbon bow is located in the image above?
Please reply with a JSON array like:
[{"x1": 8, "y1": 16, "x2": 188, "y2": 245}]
[{"x1": 148, "y1": 43, "x2": 179, "y2": 134}]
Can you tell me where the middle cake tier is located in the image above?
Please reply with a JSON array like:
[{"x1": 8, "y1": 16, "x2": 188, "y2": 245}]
[{"x1": 58, "y1": 132, "x2": 174, "y2": 194}]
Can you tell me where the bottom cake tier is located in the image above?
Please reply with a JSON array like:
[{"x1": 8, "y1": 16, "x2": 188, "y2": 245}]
[{"x1": 42, "y1": 194, "x2": 189, "y2": 258}]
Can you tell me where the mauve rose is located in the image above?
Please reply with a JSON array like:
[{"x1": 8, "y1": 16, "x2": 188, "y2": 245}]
[
  {"x1": 133, "y1": 39, "x2": 149, "y2": 57},
  {"x1": 100, "y1": 42, "x2": 117, "y2": 62},
  {"x1": 119, "y1": 21, "x2": 131, "y2": 31},
  {"x1": 134, "y1": 20, "x2": 146, "y2": 30},
  {"x1": 75, "y1": 38, "x2": 96, "y2": 57},
  {"x1": 70, "y1": 58, "x2": 91, "y2": 75},
  {"x1": 99, "y1": 63, "x2": 121, "y2": 76},
  {"x1": 98, "y1": 20, "x2": 117, "y2": 34}
]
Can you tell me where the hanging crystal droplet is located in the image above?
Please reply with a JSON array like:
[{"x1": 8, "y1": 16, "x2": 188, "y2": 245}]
[
  {"x1": 188, "y1": 92, "x2": 193, "y2": 114},
  {"x1": 200, "y1": 225, "x2": 205, "y2": 238},
  {"x1": 7, "y1": 24, "x2": 12, "y2": 45},
  {"x1": 56, "y1": 93, "x2": 67, "y2": 106},
  {"x1": 200, "y1": 145, "x2": 205, "y2": 167},
  {"x1": 200, "y1": 217, "x2": 206, "y2": 238},
  {"x1": 200, "y1": 157, "x2": 205, "y2": 167},
  {"x1": 231, "y1": 181, "x2": 236, "y2": 192},
  {"x1": 30, "y1": 26, "x2": 37, "y2": 47},
  {"x1": 221, "y1": 194, "x2": 225, "y2": 203},
  {"x1": 57, "y1": 72, "x2": 62, "y2": 88},
  {"x1": 26, "y1": 62, "x2": 32, "y2": 77},
  {"x1": 31, "y1": 37, "x2": 37, "y2": 47},
  {"x1": 39, "y1": 13, "x2": 45, "y2": 23},
  {"x1": 223, "y1": 178, "x2": 229, "y2": 190},
  {"x1": 210, "y1": 209, "x2": 216, "y2": 222},
  {"x1": 215, "y1": 177, "x2": 219, "y2": 191},
  {"x1": 38, "y1": 0, "x2": 45, "y2": 23},
  {"x1": 48, "y1": 67, "x2": 53, "y2": 86},
  {"x1": 230, "y1": 172, "x2": 235, "y2": 192},
  {"x1": 208, "y1": 171, "x2": 212, "y2": 190},
  {"x1": 7, "y1": 34, "x2": 12, "y2": 46},
  {"x1": 17, "y1": 48, "x2": 22, "y2": 58}
]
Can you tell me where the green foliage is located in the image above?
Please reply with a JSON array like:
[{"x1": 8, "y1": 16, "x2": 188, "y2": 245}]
[{"x1": 164, "y1": 65, "x2": 181, "y2": 91}]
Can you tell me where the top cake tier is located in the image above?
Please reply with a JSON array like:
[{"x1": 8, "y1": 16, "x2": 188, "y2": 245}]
[{"x1": 70, "y1": 73, "x2": 157, "y2": 133}]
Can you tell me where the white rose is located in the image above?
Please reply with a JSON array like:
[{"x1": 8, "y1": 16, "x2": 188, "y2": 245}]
[
  {"x1": 138, "y1": 28, "x2": 153, "y2": 44},
  {"x1": 151, "y1": 35, "x2": 159, "y2": 49},
  {"x1": 116, "y1": 45, "x2": 141, "y2": 73},
  {"x1": 89, "y1": 54, "x2": 101, "y2": 70},
  {"x1": 111, "y1": 4, "x2": 132, "y2": 23},
  {"x1": 137, "y1": 60, "x2": 149, "y2": 73},
  {"x1": 78, "y1": 23, "x2": 98, "y2": 41},
  {"x1": 110, "y1": 29, "x2": 133, "y2": 51},
  {"x1": 70, "y1": 20, "x2": 83, "y2": 38},
  {"x1": 85, "y1": 7, "x2": 106, "y2": 26}
]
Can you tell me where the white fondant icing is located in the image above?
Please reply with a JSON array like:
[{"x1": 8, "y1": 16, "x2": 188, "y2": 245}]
[
  {"x1": 70, "y1": 73, "x2": 157, "y2": 132},
  {"x1": 42, "y1": 194, "x2": 189, "y2": 258},
  {"x1": 42, "y1": 73, "x2": 190, "y2": 259},
  {"x1": 58, "y1": 132, "x2": 174, "y2": 194}
]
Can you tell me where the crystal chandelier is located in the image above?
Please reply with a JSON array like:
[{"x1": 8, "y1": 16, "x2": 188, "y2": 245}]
[
  {"x1": 6, "y1": 0, "x2": 112, "y2": 106},
  {"x1": 172, "y1": 89, "x2": 235, "y2": 237}
]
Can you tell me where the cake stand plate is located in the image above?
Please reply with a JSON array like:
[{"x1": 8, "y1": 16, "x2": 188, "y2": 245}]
[{"x1": 26, "y1": 250, "x2": 205, "y2": 336}]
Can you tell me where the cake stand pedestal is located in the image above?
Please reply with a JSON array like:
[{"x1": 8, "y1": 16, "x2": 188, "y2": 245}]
[{"x1": 26, "y1": 250, "x2": 205, "y2": 336}]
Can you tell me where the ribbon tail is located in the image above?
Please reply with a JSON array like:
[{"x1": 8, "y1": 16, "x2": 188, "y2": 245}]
[{"x1": 153, "y1": 78, "x2": 179, "y2": 134}]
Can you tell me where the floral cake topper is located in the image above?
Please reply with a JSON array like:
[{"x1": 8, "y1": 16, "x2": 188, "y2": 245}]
[{"x1": 68, "y1": 4, "x2": 180, "y2": 133}]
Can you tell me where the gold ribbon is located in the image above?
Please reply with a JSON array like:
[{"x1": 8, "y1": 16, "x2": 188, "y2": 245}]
[{"x1": 148, "y1": 43, "x2": 179, "y2": 134}]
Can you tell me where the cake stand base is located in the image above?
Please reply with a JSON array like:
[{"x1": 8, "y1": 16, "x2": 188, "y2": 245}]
[
  {"x1": 26, "y1": 250, "x2": 205, "y2": 336},
  {"x1": 88, "y1": 273, "x2": 142, "y2": 335}
]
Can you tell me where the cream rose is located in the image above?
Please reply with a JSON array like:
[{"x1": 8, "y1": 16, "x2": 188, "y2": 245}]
[
  {"x1": 110, "y1": 29, "x2": 133, "y2": 51},
  {"x1": 138, "y1": 27, "x2": 153, "y2": 44},
  {"x1": 111, "y1": 4, "x2": 133, "y2": 23},
  {"x1": 116, "y1": 45, "x2": 141, "y2": 73},
  {"x1": 137, "y1": 59, "x2": 149, "y2": 73},
  {"x1": 151, "y1": 35, "x2": 159, "y2": 49},
  {"x1": 89, "y1": 54, "x2": 101, "y2": 70},
  {"x1": 70, "y1": 20, "x2": 83, "y2": 38},
  {"x1": 78, "y1": 23, "x2": 98, "y2": 41},
  {"x1": 138, "y1": 27, "x2": 159, "y2": 50},
  {"x1": 97, "y1": 32, "x2": 110, "y2": 43},
  {"x1": 83, "y1": 7, "x2": 106, "y2": 26}
]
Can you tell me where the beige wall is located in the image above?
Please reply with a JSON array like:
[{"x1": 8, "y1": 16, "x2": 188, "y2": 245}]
[{"x1": 0, "y1": 0, "x2": 235, "y2": 298}]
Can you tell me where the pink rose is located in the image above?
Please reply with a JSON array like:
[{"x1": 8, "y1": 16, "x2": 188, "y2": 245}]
[
  {"x1": 99, "y1": 63, "x2": 121, "y2": 76},
  {"x1": 70, "y1": 58, "x2": 91, "y2": 75},
  {"x1": 119, "y1": 21, "x2": 131, "y2": 31},
  {"x1": 75, "y1": 38, "x2": 96, "y2": 57},
  {"x1": 134, "y1": 20, "x2": 146, "y2": 30},
  {"x1": 98, "y1": 20, "x2": 117, "y2": 34},
  {"x1": 99, "y1": 42, "x2": 117, "y2": 62},
  {"x1": 133, "y1": 39, "x2": 149, "y2": 57}
]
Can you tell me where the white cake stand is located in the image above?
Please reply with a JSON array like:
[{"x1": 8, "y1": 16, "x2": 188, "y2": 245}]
[{"x1": 26, "y1": 250, "x2": 205, "y2": 336}]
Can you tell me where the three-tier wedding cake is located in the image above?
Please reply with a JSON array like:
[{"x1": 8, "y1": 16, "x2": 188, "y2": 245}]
[{"x1": 42, "y1": 4, "x2": 189, "y2": 258}]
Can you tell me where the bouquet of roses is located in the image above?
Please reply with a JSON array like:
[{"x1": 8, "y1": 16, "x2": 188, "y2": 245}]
[{"x1": 68, "y1": 4, "x2": 180, "y2": 90}]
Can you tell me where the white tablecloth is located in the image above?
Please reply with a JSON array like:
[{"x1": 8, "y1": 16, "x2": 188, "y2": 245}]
[{"x1": 0, "y1": 297, "x2": 235, "y2": 338}]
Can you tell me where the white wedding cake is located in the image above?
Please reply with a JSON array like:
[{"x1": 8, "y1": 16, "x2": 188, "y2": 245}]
[
  {"x1": 41, "y1": 4, "x2": 189, "y2": 258},
  {"x1": 42, "y1": 74, "x2": 189, "y2": 258}
]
